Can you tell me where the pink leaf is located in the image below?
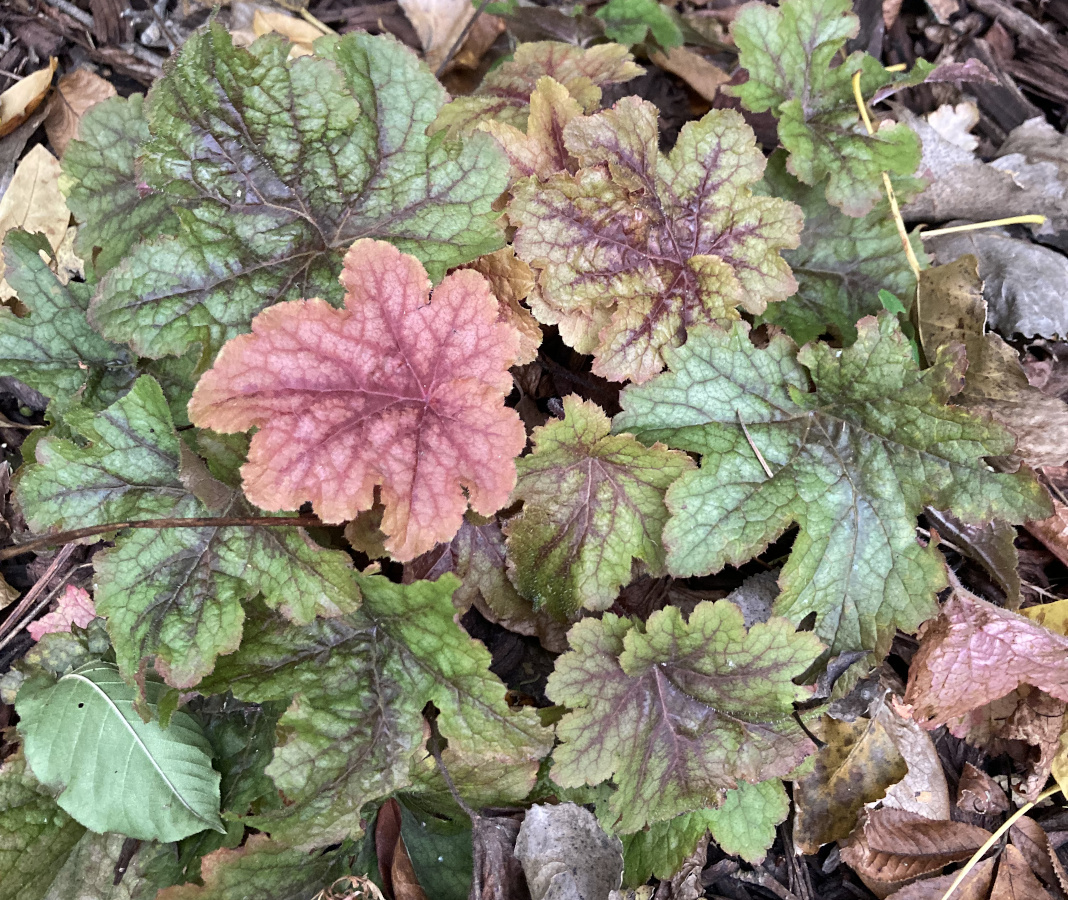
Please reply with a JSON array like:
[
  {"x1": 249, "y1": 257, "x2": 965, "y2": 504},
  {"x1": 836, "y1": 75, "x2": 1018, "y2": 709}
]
[
  {"x1": 189, "y1": 239, "x2": 527, "y2": 561},
  {"x1": 28, "y1": 585, "x2": 96, "y2": 641}
]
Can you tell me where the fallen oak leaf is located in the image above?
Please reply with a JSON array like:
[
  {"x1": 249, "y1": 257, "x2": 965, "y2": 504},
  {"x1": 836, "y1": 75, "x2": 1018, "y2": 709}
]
[{"x1": 189, "y1": 239, "x2": 526, "y2": 562}]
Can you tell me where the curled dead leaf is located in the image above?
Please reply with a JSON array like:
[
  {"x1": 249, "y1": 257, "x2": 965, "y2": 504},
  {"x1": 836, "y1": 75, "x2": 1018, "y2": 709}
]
[{"x1": 0, "y1": 59, "x2": 57, "y2": 138}]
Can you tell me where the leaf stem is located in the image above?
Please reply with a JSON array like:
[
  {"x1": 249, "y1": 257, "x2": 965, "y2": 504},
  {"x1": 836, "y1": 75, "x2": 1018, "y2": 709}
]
[
  {"x1": 850, "y1": 70, "x2": 922, "y2": 280},
  {"x1": 937, "y1": 784, "x2": 1062, "y2": 900},
  {"x1": 0, "y1": 516, "x2": 324, "y2": 562}
]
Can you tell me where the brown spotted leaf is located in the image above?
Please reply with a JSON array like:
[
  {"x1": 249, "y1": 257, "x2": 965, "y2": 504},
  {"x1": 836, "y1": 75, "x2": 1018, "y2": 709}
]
[
  {"x1": 510, "y1": 100, "x2": 802, "y2": 383},
  {"x1": 793, "y1": 715, "x2": 908, "y2": 854},
  {"x1": 189, "y1": 239, "x2": 526, "y2": 562}
]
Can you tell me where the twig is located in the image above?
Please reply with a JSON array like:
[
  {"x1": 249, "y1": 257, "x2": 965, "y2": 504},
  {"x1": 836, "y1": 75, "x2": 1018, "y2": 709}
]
[
  {"x1": 0, "y1": 515, "x2": 323, "y2": 562},
  {"x1": 434, "y1": 0, "x2": 493, "y2": 77},
  {"x1": 738, "y1": 412, "x2": 774, "y2": 479},
  {"x1": 0, "y1": 543, "x2": 76, "y2": 649},
  {"x1": 733, "y1": 865, "x2": 803, "y2": 900},
  {"x1": 38, "y1": 0, "x2": 94, "y2": 30}
]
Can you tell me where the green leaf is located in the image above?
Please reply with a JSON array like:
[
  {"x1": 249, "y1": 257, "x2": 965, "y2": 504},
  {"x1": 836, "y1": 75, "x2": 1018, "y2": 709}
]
[
  {"x1": 16, "y1": 376, "x2": 361, "y2": 688},
  {"x1": 154, "y1": 834, "x2": 355, "y2": 900},
  {"x1": 60, "y1": 94, "x2": 179, "y2": 275},
  {"x1": 164, "y1": 696, "x2": 285, "y2": 887},
  {"x1": 88, "y1": 26, "x2": 508, "y2": 361},
  {"x1": 730, "y1": 0, "x2": 921, "y2": 216},
  {"x1": 42, "y1": 831, "x2": 171, "y2": 900},
  {"x1": 398, "y1": 800, "x2": 473, "y2": 900},
  {"x1": 613, "y1": 314, "x2": 1050, "y2": 658},
  {"x1": 509, "y1": 100, "x2": 802, "y2": 383},
  {"x1": 505, "y1": 395, "x2": 694, "y2": 616},
  {"x1": 546, "y1": 601, "x2": 821, "y2": 833},
  {"x1": 0, "y1": 755, "x2": 86, "y2": 900},
  {"x1": 596, "y1": 0, "x2": 684, "y2": 50},
  {"x1": 758, "y1": 151, "x2": 927, "y2": 345},
  {"x1": 620, "y1": 779, "x2": 788, "y2": 885},
  {"x1": 199, "y1": 573, "x2": 552, "y2": 848},
  {"x1": 0, "y1": 230, "x2": 135, "y2": 412},
  {"x1": 16, "y1": 661, "x2": 224, "y2": 842}
]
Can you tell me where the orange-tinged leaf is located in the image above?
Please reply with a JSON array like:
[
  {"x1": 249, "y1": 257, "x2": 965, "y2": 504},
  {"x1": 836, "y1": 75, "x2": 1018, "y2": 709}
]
[
  {"x1": 189, "y1": 239, "x2": 526, "y2": 561},
  {"x1": 462, "y1": 246, "x2": 542, "y2": 365}
]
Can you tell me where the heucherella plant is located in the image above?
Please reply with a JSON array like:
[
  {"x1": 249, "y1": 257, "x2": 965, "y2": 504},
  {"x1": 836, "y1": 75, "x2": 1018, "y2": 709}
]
[{"x1": 0, "y1": 0, "x2": 1045, "y2": 895}]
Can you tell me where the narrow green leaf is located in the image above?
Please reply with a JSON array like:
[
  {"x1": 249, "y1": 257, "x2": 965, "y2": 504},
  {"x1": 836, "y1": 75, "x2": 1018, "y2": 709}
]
[{"x1": 16, "y1": 661, "x2": 224, "y2": 842}]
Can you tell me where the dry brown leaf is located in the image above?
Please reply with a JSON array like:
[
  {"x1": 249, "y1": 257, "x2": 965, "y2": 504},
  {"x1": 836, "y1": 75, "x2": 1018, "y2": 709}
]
[
  {"x1": 1025, "y1": 499, "x2": 1068, "y2": 570},
  {"x1": 991, "y1": 845, "x2": 1054, "y2": 900},
  {"x1": 650, "y1": 46, "x2": 729, "y2": 102},
  {"x1": 399, "y1": 0, "x2": 476, "y2": 73},
  {"x1": 392, "y1": 836, "x2": 430, "y2": 900},
  {"x1": 0, "y1": 144, "x2": 69, "y2": 299},
  {"x1": 916, "y1": 255, "x2": 1068, "y2": 469},
  {"x1": 877, "y1": 700, "x2": 952, "y2": 821},
  {"x1": 958, "y1": 762, "x2": 1010, "y2": 815},
  {"x1": 841, "y1": 808, "x2": 991, "y2": 898},
  {"x1": 251, "y1": 9, "x2": 325, "y2": 56},
  {"x1": 453, "y1": 13, "x2": 506, "y2": 70},
  {"x1": 793, "y1": 715, "x2": 909, "y2": 854},
  {"x1": 44, "y1": 68, "x2": 116, "y2": 157},
  {"x1": 1009, "y1": 817, "x2": 1064, "y2": 892},
  {"x1": 884, "y1": 858, "x2": 997, "y2": 900},
  {"x1": 0, "y1": 58, "x2": 57, "y2": 139}
]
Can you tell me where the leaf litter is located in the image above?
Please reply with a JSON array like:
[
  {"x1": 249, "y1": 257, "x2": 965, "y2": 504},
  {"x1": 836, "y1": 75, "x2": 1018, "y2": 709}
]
[{"x1": 2, "y1": 0, "x2": 1068, "y2": 898}]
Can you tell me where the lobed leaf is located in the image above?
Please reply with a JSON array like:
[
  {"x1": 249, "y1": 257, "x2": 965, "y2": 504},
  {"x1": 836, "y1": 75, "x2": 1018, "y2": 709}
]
[
  {"x1": 506, "y1": 395, "x2": 694, "y2": 617},
  {"x1": 432, "y1": 41, "x2": 642, "y2": 138},
  {"x1": 88, "y1": 26, "x2": 509, "y2": 360},
  {"x1": 759, "y1": 151, "x2": 927, "y2": 345},
  {"x1": 730, "y1": 0, "x2": 921, "y2": 216},
  {"x1": 621, "y1": 779, "x2": 788, "y2": 885},
  {"x1": 16, "y1": 376, "x2": 360, "y2": 687},
  {"x1": 0, "y1": 756, "x2": 86, "y2": 900},
  {"x1": 199, "y1": 573, "x2": 552, "y2": 849},
  {"x1": 60, "y1": 94, "x2": 178, "y2": 275},
  {"x1": 510, "y1": 99, "x2": 802, "y2": 383},
  {"x1": 546, "y1": 600, "x2": 821, "y2": 833},
  {"x1": 156, "y1": 834, "x2": 354, "y2": 900},
  {"x1": 189, "y1": 239, "x2": 527, "y2": 561},
  {"x1": 16, "y1": 661, "x2": 224, "y2": 842},
  {"x1": 614, "y1": 314, "x2": 1049, "y2": 658},
  {"x1": 0, "y1": 230, "x2": 135, "y2": 411}
]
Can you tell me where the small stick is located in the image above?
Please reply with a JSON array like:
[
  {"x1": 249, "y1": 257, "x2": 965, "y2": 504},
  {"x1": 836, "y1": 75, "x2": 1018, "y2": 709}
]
[
  {"x1": 0, "y1": 515, "x2": 323, "y2": 562},
  {"x1": 0, "y1": 543, "x2": 76, "y2": 648},
  {"x1": 737, "y1": 412, "x2": 774, "y2": 479}
]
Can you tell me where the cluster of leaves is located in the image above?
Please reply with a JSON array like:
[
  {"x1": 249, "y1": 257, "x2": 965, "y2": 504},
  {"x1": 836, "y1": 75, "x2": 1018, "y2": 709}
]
[{"x1": 0, "y1": 0, "x2": 1064, "y2": 895}]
